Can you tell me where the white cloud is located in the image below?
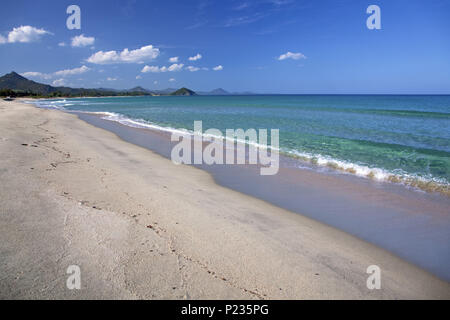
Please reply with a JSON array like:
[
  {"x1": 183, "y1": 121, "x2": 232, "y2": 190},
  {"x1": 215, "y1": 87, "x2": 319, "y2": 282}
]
[
  {"x1": 169, "y1": 78, "x2": 176, "y2": 82},
  {"x1": 58, "y1": 42, "x2": 66, "y2": 47},
  {"x1": 52, "y1": 79, "x2": 66, "y2": 86},
  {"x1": 142, "y1": 65, "x2": 161, "y2": 73},
  {"x1": 278, "y1": 51, "x2": 306, "y2": 61},
  {"x1": 186, "y1": 66, "x2": 200, "y2": 72},
  {"x1": 87, "y1": 45, "x2": 160, "y2": 64},
  {"x1": 154, "y1": 81, "x2": 158, "y2": 85},
  {"x1": 213, "y1": 65, "x2": 223, "y2": 71},
  {"x1": 107, "y1": 77, "x2": 117, "y2": 81},
  {"x1": 53, "y1": 65, "x2": 90, "y2": 77},
  {"x1": 188, "y1": 53, "x2": 202, "y2": 61},
  {"x1": 71, "y1": 34, "x2": 95, "y2": 47},
  {"x1": 141, "y1": 63, "x2": 184, "y2": 73},
  {"x1": 4, "y1": 26, "x2": 51, "y2": 43},
  {"x1": 136, "y1": 75, "x2": 142, "y2": 79},
  {"x1": 21, "y1": 71, "x2": 41, "y2": 77},
  {"x1": 169, "y1": 56, "x2": 179, "y2": 63},
  {"x1": 21, "y1": 71, "x2": 51, "y2": 79},
  {"x1": 167, "y1": 63, "x2": 184, "y2": 72},
  {"x1": 21, "y1": 66, "x2": 90, "y2": 80}
]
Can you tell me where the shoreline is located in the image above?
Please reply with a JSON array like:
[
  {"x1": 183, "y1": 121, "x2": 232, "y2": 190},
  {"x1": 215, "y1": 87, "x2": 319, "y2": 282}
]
[
  {"x1": 1, "y1": 99, "x2": 449, "y2": 299},
  {"x1": 30, "y1": 97, "x2": 450, "y2": 197},
  {"x1": 75, "y1": 110, "x2": 450, "y2": 282}
]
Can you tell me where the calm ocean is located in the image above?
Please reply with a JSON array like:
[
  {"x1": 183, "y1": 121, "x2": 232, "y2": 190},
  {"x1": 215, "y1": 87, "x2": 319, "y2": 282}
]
[{"x1": 33, "y1": 95, "x2": 450, "y2": 194}]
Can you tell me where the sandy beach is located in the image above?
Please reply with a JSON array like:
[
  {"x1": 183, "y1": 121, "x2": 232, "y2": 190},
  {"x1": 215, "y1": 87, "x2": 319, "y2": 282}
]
[{"x1": 0, "y1": 99, "x2": 449, "y2": 299}]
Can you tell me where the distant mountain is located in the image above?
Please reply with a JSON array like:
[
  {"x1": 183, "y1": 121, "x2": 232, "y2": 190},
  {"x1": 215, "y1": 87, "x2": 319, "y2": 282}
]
[
  {"x1": 197, "y1": 88, "x2": 255, "y2": 95},
  {"x1": 211, "y1": 88, "x2": 231, "y2": 95},
  {"x1": 154, "y1": 88, "x2": 178, "y2": 95},
  {"x1": 0, "y1": 71, "x2": 122, "y2": 97},
  {"x1": 95, "y1": 87, "x2": 121, "y2": 92},
  {"x1": 0, "y1": 71, "x2": 197, "y2": 98},
  {"x1": 170, "y1": 88, "x2": 197, "y2": 96},
  {"x1": 0, "y1": 72, "x2": 55, "y2": 95},
  {"x1": 129, "y1": 86, "x2": 151, "y2": 93},
  {"x1": 232, "y1": 91, "x2": 255, "y2": 95},
  {"x1": 198, "y1": 88, "x2": 231, "y2": 95}
]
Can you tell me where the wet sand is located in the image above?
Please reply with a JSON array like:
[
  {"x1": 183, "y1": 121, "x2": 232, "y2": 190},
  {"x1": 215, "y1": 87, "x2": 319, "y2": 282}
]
[
  {"x1": 78, "y1": 111, "x2": 450, "y2": 281},
  {"x1": 0, "y1": 99, "x2": 449, "y2": 299}
]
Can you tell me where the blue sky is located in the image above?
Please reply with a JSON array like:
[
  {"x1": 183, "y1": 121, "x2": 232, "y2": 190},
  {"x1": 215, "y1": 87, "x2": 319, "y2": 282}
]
[{"x1": 0, "y1": 0, "x2": 449, "y2": 93}]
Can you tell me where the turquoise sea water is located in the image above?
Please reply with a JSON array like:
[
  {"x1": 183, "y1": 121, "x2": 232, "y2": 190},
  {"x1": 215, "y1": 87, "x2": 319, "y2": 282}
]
[{"x1": 33, "y1": 95, "x2": 450, "y2": 193}]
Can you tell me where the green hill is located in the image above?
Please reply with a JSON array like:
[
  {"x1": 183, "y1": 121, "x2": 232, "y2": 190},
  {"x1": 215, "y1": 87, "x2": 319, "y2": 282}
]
[
  {"x1": 170, "y1": 87, "x2": 197, "y2": 96},
  {"x1": 0, "y1": 72, "x2": 56, "y2": 95},
  {"x1": 0, "y1": 71, "x2": 197, "y2": 98},
  {"x1": 0, "y1": 71, "x2": 121, "y2": 97},
  {"x1": 129, "y1": 86, "x2": 151, "y2": 93}
]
